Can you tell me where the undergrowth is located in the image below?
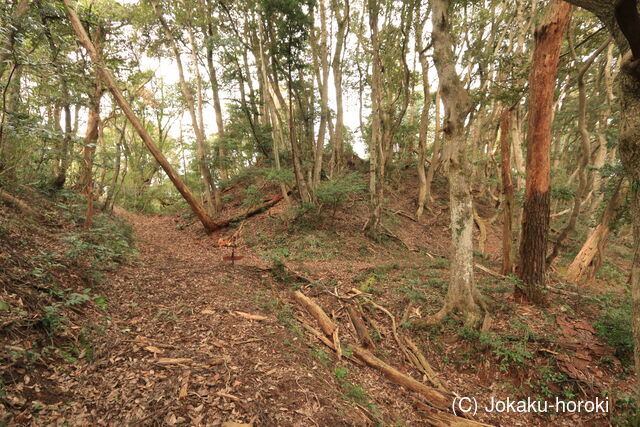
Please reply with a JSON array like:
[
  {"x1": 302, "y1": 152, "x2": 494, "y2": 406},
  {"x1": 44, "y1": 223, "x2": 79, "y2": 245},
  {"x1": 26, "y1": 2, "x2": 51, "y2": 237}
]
[{"x1": 0, "y1": 188, "x2": 136, "y2": 373}]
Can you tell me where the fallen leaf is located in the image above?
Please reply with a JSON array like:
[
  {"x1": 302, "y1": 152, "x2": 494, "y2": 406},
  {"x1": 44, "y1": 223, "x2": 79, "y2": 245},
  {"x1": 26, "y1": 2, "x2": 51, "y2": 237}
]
[
  {"x1": 144, "y1": 345, "x2": 164, "y2": 354},
  {"x1": 234, "y1": 311, "x2": 268, "y2": 321}
]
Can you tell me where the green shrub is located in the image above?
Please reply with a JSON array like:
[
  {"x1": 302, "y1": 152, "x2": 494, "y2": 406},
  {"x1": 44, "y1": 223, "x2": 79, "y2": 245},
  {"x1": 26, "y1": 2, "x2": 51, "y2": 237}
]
[
  {"x1": 315, "y1": 173, "x2": 366, "y2": 210},
  {"x1": 242, "y1": 184, "x2": 265, "y2": 208},
  {"x1": 595, "y1": 307, "x2": 633, "y2": 364}
]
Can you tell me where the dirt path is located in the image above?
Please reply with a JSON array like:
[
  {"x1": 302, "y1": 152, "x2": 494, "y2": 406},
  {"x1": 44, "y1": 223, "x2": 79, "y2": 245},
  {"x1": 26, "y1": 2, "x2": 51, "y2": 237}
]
[{"x1": 42, "y1": 213, "x2": 373, "y2": 426}]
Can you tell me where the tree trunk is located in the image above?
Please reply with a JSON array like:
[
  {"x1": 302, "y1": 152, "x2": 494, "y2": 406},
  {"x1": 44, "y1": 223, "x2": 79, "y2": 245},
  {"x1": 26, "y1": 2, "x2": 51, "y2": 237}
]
[
  {"x1": 0, "y1": 63, "x2": 22, "y2": 176},
  {"x1": 288, "y1": 68, "x2": 313, "y2": 204},
  {"x1": 587, "y1": 43, "x2": 615, "y2": 220},
  {"x1": 82, "y1": 106, "x2": 101, "y2": 228},
  {"x1": 500, "y1": 108, "x2": 515, "y2": 275},
  {"x1": 415, "y1": 7, "x2": 431, "y2": 220},
  {"x1": 62, "y1": 0, "x2": 218, "y2": 232},
  {"x1": 365, "y1": 0, "x2": 411, "y2": 232},
  {"x1": 566, "y1": 178, "x2": 628, "y2": 283},
  {"x1": 203, "y1": 8, "x2": 229, "y2": 181},
  {"x1": 416, "y1": 0, "x2": 484, "y2": 327},
  {"x1": 517, "y1": 0, "x2": 572, "y2": 304},
  {"x1": 311, "y1": 0, "x2": 330, "y2": 190},
  {"x1": 559, "y1": 0, "x2": 640, "y2": 379},
  {"x1": 103, "y1": 121, "x2": 125, "y2": 212},
  {"x1": 423, "y1": 89, "x2": 443, "y2": 207},
  {"x1": 329, "y1": 0, "x2": 349, "y2": 177},
  {"x1": 82, "y1": 26, "x2": 106, "y2": 228},
  {"x1": 53, "y1": 101, "x2": 73, "y2": 190}
]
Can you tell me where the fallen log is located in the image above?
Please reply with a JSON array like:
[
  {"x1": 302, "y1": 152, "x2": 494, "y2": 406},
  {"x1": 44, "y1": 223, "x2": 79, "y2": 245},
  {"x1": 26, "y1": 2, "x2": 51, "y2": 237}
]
[
  {"x1": 294, "y1": 290, "x2": 455, "y2": 413},
  {"x1": 404, "y1": 336, "x2": 447, "y2": 392},
  {"x1": 207, "y1": 193, "x2": 284, "y2": 233},
  {"x1": 353, "y1": 346, "x2": 450, "y2": 410},
  {"x1": 347, "y1": 304, "x2": 375, "y2": 349},
  {"x1": 0, "y1": 189, "x2": 39, "y2": 218},
  {"x1": 293, "y1": 290, "x2": 337, "y2": 336}
]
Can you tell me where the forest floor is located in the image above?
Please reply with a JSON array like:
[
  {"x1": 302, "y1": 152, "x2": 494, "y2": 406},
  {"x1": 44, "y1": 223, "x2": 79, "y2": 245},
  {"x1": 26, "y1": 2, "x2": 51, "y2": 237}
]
[{"x1": 1, "y1": 177, "x2": 638, "y2": 425}]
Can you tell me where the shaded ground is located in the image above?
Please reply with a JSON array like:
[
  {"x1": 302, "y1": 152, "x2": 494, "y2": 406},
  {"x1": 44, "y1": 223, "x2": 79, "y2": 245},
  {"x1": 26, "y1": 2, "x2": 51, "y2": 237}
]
[{"x1": 4, "y1": 211, "x2": 443, "y2": 425}]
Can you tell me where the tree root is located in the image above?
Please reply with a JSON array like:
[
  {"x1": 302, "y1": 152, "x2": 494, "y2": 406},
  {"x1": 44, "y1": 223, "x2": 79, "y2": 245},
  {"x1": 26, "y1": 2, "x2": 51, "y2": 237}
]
[{"x1": 291, "y1": 290, "x2": 487, "y2": 421}]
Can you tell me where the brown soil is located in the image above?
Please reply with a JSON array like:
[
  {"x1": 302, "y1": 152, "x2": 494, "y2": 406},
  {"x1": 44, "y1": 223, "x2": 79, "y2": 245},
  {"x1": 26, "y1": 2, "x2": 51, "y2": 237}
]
[{"x1": 1, "y1": 176, "x2": 637, "y2": 426}]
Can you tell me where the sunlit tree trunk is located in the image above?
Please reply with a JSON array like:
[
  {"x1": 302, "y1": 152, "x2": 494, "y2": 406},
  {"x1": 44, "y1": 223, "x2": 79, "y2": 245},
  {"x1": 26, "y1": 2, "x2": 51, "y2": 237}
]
[{"x1": 517, "y1": 0, "x2": 572, "y2": 304}]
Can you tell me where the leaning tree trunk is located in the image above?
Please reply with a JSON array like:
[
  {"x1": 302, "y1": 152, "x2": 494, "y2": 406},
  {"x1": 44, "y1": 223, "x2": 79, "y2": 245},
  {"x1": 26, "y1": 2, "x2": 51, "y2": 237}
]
[
  {"x1": 416, "y1": 0, "x2": 484, "y2": 327},
  {"x1": 517, "y1": 0, "x2": 572, "y2": 304},
  {"x1": 62, "y1": 0, "x2": 218, "y2": 232},
  {"x1": 566, "y1": 178, "x2": 629, "y2": 283}
]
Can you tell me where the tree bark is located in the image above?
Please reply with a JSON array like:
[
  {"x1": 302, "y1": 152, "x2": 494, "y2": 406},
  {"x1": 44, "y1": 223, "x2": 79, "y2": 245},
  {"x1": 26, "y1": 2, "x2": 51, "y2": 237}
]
[
  {"x1": 62, "y1": 0, "x2": 218, "y2": 232},
  {"x1": 82, "y1": 26, "x2": 106, "y2": 228},
  {"x1": 415, "y1": 7, "x2": 432, "y2": 220},
  {"x1": 329, "y1": 0, "x2": 349, "y2": 177},
  {"x1": 566, "y1": 178, "x2": 628, "y2": 283},
  {"x1": 500, "y1": 109, "x2": 515, "y2": 275},
  {"x1": 516, "y1": 0, "x2": 572, "y2": 304},
  {"x1": 416, "y1": 0, "x2": 484, "y2": 326}
]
